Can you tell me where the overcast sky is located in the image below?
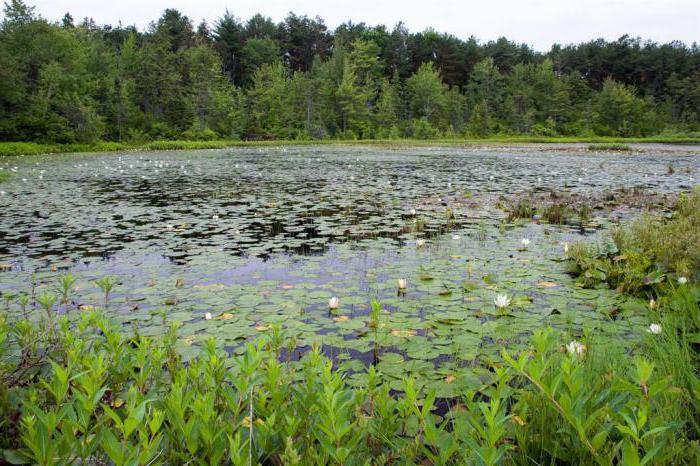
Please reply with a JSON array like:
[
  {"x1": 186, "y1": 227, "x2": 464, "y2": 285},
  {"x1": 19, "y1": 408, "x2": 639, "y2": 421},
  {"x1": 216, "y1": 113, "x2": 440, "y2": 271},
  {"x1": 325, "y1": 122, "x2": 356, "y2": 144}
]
[{"x1": 27, "y1": 0, "x2": 700, "y2": 50}]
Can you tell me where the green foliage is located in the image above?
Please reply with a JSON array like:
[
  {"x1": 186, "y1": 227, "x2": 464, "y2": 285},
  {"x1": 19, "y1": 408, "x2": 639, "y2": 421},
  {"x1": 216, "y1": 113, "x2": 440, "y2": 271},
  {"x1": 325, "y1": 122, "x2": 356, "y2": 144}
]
[
  {"x1": 1, "y1": 1, "x2": 698, "y2": 144},
  {"x1": 568, "y1": 189, "x2": 699, "y2": 293},
  {"x1": 1, "y1": 199, "x2": 699, "y2": 462},
  {"x1": 588, "y1": 143, "x2": 632, "y2": 151},
  {"x1": 505, "y1": 198, "x2": 535, "y2": 222},
  {"x1": 0, "y1": 297, "x2": 697, "y2": 464}
]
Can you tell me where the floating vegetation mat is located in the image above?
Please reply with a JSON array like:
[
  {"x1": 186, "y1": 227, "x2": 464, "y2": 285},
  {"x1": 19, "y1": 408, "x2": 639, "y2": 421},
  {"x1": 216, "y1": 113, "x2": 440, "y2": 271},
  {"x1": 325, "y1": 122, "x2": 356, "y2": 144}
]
[{"x1": 0, "y1": 145, "x2": 697, "y2": 397}]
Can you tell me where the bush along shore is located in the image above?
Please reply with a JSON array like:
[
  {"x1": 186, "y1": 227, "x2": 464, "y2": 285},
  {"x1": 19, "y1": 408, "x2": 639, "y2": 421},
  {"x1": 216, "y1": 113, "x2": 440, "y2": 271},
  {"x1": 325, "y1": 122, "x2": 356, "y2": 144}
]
[{"x1": 0, "y1": 191, "x2": 698, "y2": 464}]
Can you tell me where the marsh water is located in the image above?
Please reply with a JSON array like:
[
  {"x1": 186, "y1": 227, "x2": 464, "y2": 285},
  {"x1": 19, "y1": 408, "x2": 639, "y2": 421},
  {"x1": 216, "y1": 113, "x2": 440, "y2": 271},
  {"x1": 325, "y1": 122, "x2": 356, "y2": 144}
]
[{"x1": 1, "y1": 144, "x2": 698, "y2": 394}]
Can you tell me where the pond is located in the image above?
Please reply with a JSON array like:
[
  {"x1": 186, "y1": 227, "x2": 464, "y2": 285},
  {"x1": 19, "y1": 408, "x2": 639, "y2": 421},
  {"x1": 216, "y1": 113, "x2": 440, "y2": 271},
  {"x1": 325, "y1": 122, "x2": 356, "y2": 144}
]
[{"x1": 0, "y1": 144, "x2": 698, "y2": 396}]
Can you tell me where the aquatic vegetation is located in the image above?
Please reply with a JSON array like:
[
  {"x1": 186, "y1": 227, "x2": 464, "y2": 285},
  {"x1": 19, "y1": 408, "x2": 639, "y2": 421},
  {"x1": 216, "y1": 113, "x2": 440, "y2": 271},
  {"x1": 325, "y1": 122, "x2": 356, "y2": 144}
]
[
  {"x1": 541, "y1": 203, "x2": 569, "y2": 224},
  {"x1": 648, "y1": 323, "x2": 662, "y2": 334},
  {"x1": 0, "y1": 146, "x2": 698, "y2": 462},
  {"x1": 505, "y1": 198, "x2": 535, "y2": 222},
  {"x1": 94, "y1": 276, "x2": 118, "y2": 308},
  {"x1": 588, "y1": 143, "x2": 632, "y2": 151},
  {"x1": 0, "y1": 301, "x2": 696, "y2": 464},
  {"x1": 494, "y1": 293, "x2": 512, "y2": 309},
  {"x1": 565, "y1": 339, "x2": 587, "y2": 355},
  {"x1": 568, "y1": 189, "x2": 699, "y2": 294}
]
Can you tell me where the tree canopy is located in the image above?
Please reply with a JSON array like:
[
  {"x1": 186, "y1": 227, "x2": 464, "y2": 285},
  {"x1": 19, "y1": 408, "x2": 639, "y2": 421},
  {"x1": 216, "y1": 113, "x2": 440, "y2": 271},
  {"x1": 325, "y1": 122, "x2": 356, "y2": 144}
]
[{"x1": 1, "y1": 0, "x2": 698, "y2": 142}]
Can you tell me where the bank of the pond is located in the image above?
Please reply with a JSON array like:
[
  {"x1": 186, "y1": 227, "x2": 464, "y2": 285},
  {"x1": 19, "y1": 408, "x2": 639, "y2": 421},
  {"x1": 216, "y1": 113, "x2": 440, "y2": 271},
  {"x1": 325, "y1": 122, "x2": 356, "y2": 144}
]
[{"x1": 1, "y1": 136, "x2": 700, "y2": 157}]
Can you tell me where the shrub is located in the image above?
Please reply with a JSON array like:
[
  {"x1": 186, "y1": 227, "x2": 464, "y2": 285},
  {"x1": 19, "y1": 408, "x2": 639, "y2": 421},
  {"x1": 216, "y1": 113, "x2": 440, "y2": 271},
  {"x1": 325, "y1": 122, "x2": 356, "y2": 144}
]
[
  {"x1": 587, "y1": 143, "x2": 632, "y2": 151},
  {"x1": 411, "y1": 118, "x2": 440, "y2": 140},
  {"x1": 0, "y1": 305, "x2": 695, "y2": 464},
  {"x1": 568, "y1": 188, "x2": 699, "y2": 293}
]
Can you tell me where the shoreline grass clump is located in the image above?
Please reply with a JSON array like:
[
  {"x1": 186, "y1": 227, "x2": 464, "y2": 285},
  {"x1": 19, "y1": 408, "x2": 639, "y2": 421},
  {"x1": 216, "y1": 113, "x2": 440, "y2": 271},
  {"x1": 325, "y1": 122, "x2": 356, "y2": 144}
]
[
  {"x1": 568, "y1": 188, "x2": 699, "y2": 294},
  {"x1": 587, "y1": 143, "x2": 632, "y2": 151}
]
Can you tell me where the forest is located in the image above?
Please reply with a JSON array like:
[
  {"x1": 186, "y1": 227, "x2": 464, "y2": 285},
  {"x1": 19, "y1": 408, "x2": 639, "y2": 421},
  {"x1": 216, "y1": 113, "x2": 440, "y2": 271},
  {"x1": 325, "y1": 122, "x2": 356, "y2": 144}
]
[{"x1": 0, "y1": 0, "x2": 699, "y2": 143}]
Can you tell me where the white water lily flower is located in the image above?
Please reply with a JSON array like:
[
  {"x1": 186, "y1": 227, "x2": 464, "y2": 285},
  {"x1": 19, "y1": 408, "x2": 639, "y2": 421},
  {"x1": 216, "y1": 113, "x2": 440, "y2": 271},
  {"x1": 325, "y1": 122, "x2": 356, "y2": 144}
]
[
  {"x1": 204, "y1": 312, "x2": 212, "y2": 320},
  {"x1": 410, "y1": 208, "x2": 417, "y2": 215},
  {"x1": 520, "y1": 238, "x2": 531, "y2": 246},
  {"x1": 563, "y1": 242, "x2": 569, "y2": 253},
  {"x1": 648, "y1": 323, "x2": 662, "y2": 334},
  {"x1": 416, "y1": 239, "x2": 426, "y2": 247},
  {"x1": 452, "y1": 234, "x2": 460, "y2": 240},
  {"x1": 398, "y1": 278, "x2": 408, "y2": 290},
  {"x1": 678, "y1": 276, "x2": 688, "y2": 285},
  {"x1": 328, "y1": 297, "x2": 339, "y2": 309},
  {"x1": 212, "y1": 215, "x2": 219, "y2": 220},
  {"x1": 566, "y1": 340, "x2": 586, "y2": 356},
  {"x1": 494, "y1": 294, "x2": 511, "y2": 308}
]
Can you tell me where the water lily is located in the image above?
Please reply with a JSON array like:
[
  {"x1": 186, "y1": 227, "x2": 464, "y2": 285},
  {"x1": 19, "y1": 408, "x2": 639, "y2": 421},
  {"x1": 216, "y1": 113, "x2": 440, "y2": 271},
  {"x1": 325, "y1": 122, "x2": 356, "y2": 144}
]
[
  {"x1": 563, "y1": 242, "x2": 569, "y2": 253},
  {"x1": 678, "y1": 276, "x2": 688, "y2": 285},
  {"x1": 204, "y1": 312, "x2": 212, "y2": 320},
  {"x1": 452, "y1": 234, "x2": 460, "y2": 240},
  {"x1": 416, "y1": 239, "x2": 426, "y2": 247},
  {"x1": 520, "y1": 238, "x2": 531, "y2": 246},
  {"x1": 648, "y1": 323, "x2": 662, "y2": 334},
  {"x1": 328, "y1": 296, "x2": 339, "y2": 309},
  {"x1": 212, "y1": 215, "x2": 219, "y2": 220},
  {"x1": 566, "y1": 340, "x2": 586, "y2": 356},
  {"x1": 398, "y1": 278, "x2": 407, "y2": 290},
  {"x1": 494, "y1": 294, "x2": 511, "y2": 308},
  {"x1": 410, "y1": 208, "x2": 417, "y2": 215}
]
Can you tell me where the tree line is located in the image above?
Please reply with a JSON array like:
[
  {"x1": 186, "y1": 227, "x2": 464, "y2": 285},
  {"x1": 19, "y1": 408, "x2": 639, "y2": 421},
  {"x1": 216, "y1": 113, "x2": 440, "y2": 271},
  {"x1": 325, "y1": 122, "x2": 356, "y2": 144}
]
[{"x1": 1, "y1": 0, "x2": 699, "y2": 143}]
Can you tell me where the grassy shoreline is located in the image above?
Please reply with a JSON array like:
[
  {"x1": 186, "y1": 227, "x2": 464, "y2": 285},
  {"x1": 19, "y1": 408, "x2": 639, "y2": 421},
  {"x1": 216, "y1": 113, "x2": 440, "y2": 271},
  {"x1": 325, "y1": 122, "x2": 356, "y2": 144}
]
[{"x1": 1, "y1": 136, "x2": 699, "y2": 157}]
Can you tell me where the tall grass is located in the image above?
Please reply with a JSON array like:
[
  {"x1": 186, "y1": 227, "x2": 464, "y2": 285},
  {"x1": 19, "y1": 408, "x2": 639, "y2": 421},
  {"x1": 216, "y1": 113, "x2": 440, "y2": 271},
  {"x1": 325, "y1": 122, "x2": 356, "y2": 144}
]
[
  {"x1": 569, "y1": 188, "x2": 699, "y2": 292},
  {"x1": 587, "y1": 143, "x2": 632, "y2": 151}
]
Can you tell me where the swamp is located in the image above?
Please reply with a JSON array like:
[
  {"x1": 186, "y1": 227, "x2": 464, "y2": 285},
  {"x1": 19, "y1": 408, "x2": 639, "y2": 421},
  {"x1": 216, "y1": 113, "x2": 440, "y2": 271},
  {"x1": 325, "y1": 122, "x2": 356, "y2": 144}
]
[{"x1": 0, "y1": 143, "x2": 699, "y2": 464}]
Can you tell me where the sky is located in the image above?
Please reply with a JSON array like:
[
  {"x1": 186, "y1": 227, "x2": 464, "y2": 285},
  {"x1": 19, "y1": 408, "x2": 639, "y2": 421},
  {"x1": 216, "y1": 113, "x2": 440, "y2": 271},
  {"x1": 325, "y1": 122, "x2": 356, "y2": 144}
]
[{"x1": 27, "y1": 0, "x2": 700, "y2": 50}]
